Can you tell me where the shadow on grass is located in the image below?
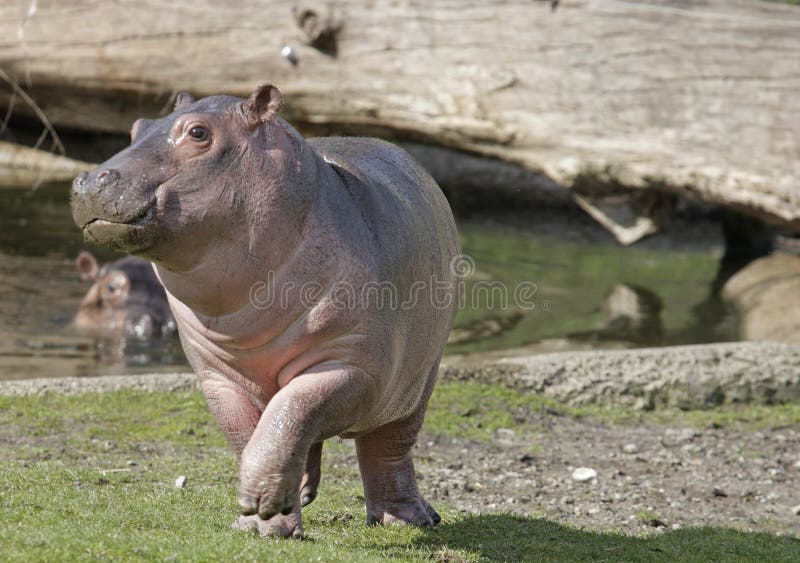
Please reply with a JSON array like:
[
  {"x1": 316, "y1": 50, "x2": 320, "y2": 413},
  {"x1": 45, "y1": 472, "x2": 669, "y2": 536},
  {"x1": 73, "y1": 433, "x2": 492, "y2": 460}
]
[{"x1": 413, "y1": 514, "x2": 800, "y2": 562}]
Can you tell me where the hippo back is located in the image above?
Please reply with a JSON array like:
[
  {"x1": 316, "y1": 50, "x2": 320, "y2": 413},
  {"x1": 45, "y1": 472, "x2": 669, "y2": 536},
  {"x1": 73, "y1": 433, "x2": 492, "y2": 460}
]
[
  {"x1": 308, "y1": 137, "x2": 459, "y2": 286},
  {"x1": 306, "y1": 137, "x2": 460, "y2": 429}
]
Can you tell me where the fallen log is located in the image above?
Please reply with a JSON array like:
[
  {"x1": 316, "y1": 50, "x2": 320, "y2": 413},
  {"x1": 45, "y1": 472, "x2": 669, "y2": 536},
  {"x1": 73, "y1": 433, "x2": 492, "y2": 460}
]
[{"x1": 0, "y1": 0, "x2": 798, "y2": 240}]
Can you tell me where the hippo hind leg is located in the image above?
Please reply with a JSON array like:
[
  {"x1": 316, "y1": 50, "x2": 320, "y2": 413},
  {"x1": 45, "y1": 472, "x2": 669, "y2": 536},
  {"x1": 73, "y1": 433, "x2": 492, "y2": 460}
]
[{"x1": 354, "y1": 364, "x2": 440, "y2": 527}]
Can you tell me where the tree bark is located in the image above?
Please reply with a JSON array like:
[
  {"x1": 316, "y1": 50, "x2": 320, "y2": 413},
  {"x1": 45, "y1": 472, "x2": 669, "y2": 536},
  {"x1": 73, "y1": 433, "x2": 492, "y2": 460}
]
[{"x1": 0, "y1": 0, "x2": 798, "y2": 233}]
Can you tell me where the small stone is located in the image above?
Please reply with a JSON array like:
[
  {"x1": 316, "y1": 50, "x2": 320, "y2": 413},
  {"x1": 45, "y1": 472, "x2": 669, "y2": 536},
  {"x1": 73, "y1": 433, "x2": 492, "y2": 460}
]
[
  {"x1": 712, "y1": 488, "x2": 727, "y2": 498},
  {"x1": 494, "y1": 428, "x2": 516, "y2": 445},
  {"x1": 622, "y1": 443, "x2": 638, "y2": 454},
  {"x1": 793, "y1": 460, "x2": 800, "y2": 469},
  {"x1": 791, "y1": 504, "x2": 800, "y2": 515},
  {"x1": 663, "y1": 428, "x2": 700, "y2": 446},
  {"x1": 572, "y1": 467, "x2": 598, "y2": 482},
  {"x1": 127, "y1": 460, "x2": 138, "y2": 467},
  {"x1": 175, "y1": 475, "x2": 188, "y2": 489},
  {"x1": 280, "y1": 44, "x2": 298, "y2": 65}
]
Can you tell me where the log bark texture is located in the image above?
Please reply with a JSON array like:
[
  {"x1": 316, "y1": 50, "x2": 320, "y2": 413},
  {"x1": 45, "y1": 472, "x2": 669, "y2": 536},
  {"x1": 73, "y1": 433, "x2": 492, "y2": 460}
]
[{"x1": 0, "y1": 0, "x2": 798, "y2": 230}]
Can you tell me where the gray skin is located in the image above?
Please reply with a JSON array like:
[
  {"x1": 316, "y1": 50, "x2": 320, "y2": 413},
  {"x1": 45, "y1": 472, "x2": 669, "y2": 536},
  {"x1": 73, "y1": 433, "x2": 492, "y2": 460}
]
[
  {"x1": 70, "y1": 83, "x2": 460, "y2": 538},
  {"x1": 73, "y1": 250, "x2": 176, "y2": 338}
]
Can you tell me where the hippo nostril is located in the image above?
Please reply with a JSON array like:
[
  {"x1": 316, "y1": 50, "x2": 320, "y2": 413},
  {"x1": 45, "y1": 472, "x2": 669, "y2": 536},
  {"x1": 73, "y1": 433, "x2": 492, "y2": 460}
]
[
  {"x1": 95, "y1": 169, "x2": 120, "y2": 188},
  {"x1": 72, "y1": 172, "x2": 89, "y2": 195}
]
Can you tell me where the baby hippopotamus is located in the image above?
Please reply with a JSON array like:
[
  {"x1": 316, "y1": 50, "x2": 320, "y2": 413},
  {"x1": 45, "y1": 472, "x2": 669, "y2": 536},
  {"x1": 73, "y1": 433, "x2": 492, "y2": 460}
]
[
  {"x1": 73, "y1": 250, "x2": 175, "y2": 338},
  {"x1": 70, "y1": 83, "x2": 460, "y2": 538}
]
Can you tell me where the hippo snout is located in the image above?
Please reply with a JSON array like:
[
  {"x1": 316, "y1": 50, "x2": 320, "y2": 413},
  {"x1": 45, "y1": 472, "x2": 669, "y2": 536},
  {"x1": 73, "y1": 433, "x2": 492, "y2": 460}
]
[{"x1": 71, "y1": 164, "x2": 161, "y2": 253}]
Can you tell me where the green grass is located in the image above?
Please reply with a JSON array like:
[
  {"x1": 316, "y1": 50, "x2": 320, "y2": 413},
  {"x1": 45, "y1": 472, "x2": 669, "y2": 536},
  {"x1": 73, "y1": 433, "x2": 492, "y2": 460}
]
[
  {"x1": 1, "y1": 385, "x2": 799, "y2": 561},
  {"x1": 427, "y1": 381, "x2": 800, "y2": 439},
  {"x1": 570, "y1": 398, "x2": 800, "y2": 431}
]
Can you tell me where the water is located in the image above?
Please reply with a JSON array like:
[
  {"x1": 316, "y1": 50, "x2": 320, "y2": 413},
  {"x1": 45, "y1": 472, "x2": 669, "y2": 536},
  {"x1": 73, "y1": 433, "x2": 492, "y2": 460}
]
[{"x1": 0, "y1": 182, "x2": 737, "y2": 380}]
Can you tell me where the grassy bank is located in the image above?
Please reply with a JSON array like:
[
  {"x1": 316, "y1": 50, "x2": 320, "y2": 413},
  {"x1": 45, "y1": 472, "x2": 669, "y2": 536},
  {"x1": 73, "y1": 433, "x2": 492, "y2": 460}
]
[{"x1": 1, "y1": 384, "x2": 799, "y2": 561}]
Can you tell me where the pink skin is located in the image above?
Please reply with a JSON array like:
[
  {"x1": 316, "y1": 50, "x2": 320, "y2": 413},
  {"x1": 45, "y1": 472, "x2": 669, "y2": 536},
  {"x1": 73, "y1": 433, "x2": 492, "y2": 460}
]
[{"x1": 71, "y1": 83, "x2": 459, "y2": 538}]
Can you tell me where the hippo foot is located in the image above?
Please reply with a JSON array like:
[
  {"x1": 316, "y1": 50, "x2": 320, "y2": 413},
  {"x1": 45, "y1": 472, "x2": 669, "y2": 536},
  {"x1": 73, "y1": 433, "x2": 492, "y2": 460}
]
[
  {"x1": 233, "y1": 511, "x2": 303, "y2": 539},
  {"x1": 299, "y1": 441, "x2": 323, "y2": 507},
  {"x1": 366, "y1": 494, "x2": 441, "y2": 527}
]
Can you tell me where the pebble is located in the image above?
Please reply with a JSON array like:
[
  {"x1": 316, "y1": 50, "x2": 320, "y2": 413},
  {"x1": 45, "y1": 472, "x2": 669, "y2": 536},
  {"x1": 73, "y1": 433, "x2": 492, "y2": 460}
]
[
  {"x1": 664, "y1": 428, "x2": 701, "y2": 445},
  {"x1": 622, "y1": 443, "x2": 638, "y2": 454},
  {"x1": 175, "y1": 475, "x2": 188, "y2": 489},
  {"x1": 494, "y1": 428, "x2": 516, "y2": 445},
  {"x1": 572, "y1": 467, "x2": 598, "y2": 482},
  {"x1": 791, "y1": 504, "x2": 800, "y2": 516}
]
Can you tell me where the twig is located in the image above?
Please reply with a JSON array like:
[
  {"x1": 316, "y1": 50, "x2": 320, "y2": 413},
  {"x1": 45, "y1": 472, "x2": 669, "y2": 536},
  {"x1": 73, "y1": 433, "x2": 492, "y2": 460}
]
[
  {"x1": 0, "y1": 89, "x2": 15, "y2": 138},
  {"x1": 0, "y1": 67, "x2": 65, "y2": 155}
]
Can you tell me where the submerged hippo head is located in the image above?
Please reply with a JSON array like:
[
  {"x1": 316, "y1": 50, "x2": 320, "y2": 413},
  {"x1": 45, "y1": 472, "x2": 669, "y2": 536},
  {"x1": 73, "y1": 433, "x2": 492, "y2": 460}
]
[
  {"x1": 71, "y1": 83, "x2": 306, "y2": 270},
  {"x1": 73, "y1": 250, "x2": 175, "y2": 338}
]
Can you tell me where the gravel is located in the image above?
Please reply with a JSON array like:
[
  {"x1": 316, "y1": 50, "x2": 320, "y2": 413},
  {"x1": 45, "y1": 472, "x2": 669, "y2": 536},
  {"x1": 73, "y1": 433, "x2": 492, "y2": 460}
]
[{"x1": 405, "y1": 413, "x2": 800, "y2": 536}]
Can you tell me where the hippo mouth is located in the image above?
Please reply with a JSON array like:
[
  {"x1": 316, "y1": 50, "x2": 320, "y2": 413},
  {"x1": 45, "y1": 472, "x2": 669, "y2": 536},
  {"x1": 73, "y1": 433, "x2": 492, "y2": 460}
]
[{"x1": 82, "y1": 203, "x2": 157, "y2": 251}]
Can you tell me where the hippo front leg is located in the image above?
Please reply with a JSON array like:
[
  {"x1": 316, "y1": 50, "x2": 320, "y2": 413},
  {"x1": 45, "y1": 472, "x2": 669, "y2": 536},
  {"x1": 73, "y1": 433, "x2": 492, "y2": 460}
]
[
  {"x1": 236, "y1": 364, "x2": 374, "y2": 538},
  {"x1": 200, "y1": 372, "x2": 262, "y2": 460},
  {"x1": 200, "y1": 371, "x2": 323, "y2": 537}
]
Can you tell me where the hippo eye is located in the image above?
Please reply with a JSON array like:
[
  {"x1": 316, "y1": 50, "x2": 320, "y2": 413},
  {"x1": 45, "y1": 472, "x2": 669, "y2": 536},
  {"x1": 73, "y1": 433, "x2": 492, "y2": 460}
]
[
  {"x1": 107, "y1": 282, "x2": 118, "y2": 293},
  {"x1": 188, "y1": 126, "x2": 209, "y2": 141}
]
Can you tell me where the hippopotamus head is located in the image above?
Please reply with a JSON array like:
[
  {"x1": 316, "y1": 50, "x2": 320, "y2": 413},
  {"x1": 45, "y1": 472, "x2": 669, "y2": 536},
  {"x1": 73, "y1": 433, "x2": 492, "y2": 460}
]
[
  {"x1": 71, "y1": 83, "x2": 310, "y2": 272},
  {"x1": 73, "y1": 250, "x2": 176, "y2": 338}
]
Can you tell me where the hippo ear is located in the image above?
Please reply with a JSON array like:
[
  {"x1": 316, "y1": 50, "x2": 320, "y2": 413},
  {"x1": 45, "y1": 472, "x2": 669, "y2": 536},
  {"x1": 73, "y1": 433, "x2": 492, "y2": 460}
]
[
  {"x1": 243, "y1": 83, "x2": 283, "y2": 129},
  {"x1": 174, "y1": 91, "x2": 196, "y2": 112},
  {"x1": 76, "y1": 251, "x2": 100, "y2": 281}
]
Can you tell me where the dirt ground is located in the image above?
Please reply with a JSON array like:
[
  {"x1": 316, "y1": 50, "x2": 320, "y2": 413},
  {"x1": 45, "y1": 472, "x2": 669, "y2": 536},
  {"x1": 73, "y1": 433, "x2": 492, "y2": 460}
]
[
  {"x1": 335, "y1": 413, "x2": 800, "y2": 537},
  {"x1": 2, "y1": 373, "x2": 798, "y2": 537}
]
